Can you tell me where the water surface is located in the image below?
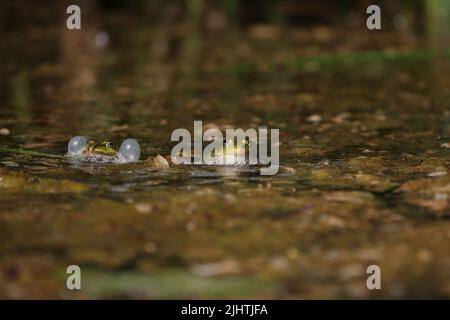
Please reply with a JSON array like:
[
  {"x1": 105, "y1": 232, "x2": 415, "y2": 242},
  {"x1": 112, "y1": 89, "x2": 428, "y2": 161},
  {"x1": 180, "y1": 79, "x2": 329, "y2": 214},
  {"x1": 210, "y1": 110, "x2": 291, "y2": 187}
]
[{"x1": 0, "y1": 3, "x2": 449, "y2": 299}]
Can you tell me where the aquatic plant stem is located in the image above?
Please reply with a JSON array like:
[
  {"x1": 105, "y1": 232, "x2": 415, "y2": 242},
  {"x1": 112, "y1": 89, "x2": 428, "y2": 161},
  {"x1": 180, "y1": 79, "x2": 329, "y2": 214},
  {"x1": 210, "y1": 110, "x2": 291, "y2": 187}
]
[{"x1": 0, "y1": 147, "x2": 64, "y2": 159}]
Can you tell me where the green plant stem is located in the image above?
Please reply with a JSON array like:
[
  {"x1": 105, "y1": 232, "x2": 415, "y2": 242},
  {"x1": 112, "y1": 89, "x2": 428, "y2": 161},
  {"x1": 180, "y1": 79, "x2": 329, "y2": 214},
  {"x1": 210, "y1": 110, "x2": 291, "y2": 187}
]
[{"x1": 0, "y1": 147, "x2": 64, "y2": 159}]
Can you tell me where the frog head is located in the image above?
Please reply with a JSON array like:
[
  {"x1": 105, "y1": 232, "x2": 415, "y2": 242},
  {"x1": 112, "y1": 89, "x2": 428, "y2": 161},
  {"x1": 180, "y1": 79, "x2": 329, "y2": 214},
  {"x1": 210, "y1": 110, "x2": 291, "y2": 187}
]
[
  {"x1": 222, "y1": 137, "x2": 251, "y2": 156},
  {"x1": 88, "y1": 140, "x2": 118, "y2": 156}
]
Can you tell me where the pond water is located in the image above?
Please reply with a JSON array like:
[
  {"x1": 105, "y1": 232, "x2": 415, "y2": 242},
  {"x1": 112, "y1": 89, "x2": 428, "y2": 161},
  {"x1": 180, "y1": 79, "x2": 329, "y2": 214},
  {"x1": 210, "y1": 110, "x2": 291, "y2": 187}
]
[{"x1": 0, "y1": 3, "x2": 449, "y2": 299}]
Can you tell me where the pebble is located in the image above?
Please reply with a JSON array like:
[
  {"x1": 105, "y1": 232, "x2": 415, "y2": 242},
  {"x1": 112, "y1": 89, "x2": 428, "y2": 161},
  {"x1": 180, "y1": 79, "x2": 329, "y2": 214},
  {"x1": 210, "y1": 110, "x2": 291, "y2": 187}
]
[
  {"x1": 0, "y1": 128, "x2": 10, "y2": 136},
  {"x1": 434, "y1": 193, "x2": 448, "y2": 201},
  {"x1": 153, "y1": 155, "x2": 170, "y2": 169},
  {"x1": 306, "y1": 114, "x2": 322, "y2": 124},
  {"x1": 135, "y1": 203, "x2": 153, "y2": 214},
  {"x1": 428, "y1": 171, "x2": 447, "y2": 177}
]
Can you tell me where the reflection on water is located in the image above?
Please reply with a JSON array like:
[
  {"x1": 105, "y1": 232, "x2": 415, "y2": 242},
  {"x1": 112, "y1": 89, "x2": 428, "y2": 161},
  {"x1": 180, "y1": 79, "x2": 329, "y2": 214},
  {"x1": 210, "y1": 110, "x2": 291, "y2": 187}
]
[{"x1": 0, "y1": 1, "x2": 449, "y2": 299}]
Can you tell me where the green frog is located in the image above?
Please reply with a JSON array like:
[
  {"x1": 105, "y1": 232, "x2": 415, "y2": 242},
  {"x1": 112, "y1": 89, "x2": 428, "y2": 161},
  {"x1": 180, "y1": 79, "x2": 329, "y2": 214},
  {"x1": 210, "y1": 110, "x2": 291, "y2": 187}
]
[
  {"x1": 67, "y1": 136, "x2": 140, "y2": 163},
  {"x1": 205, "y1": 137, "x2": 254, "y2": 165}
]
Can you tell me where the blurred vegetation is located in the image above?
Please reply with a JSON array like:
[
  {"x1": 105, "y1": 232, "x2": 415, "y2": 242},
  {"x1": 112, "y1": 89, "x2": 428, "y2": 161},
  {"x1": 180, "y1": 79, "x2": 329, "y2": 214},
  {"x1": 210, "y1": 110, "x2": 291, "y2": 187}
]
[
  {"x1": 93, "y1": 0, "x2": 450, "y2": 52},
  {"x1": 1, "y1": 1, "x2": 449, "y2": 47},
  {"x1": 425, "y1": 0, "x2": 450, "y2": 47},
  {"x1": 97, "y1": 0, "x2": 448, "y2": 32},
  {"x1": 81, "y1": 269, "x2": 275, "y2": 299}
]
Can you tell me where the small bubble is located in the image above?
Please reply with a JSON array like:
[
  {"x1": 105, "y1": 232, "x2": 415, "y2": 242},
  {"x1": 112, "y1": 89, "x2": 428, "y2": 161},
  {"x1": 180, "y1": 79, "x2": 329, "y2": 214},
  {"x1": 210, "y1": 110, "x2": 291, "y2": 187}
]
[{"x1": 95, "y1": 31, "x2": 109, "y2": 49}]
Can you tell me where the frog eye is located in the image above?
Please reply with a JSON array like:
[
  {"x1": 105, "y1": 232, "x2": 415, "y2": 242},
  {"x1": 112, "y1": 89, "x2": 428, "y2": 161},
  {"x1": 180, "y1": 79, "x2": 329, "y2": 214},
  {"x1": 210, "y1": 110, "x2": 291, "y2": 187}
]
[
  {"x1": 106, "y1": 142, "x2": 114, "y2": 148},
  {"x1": 119, "y1": 138, "x2": 140, "y2": 162},
  {"x1": 68, "y1": 136, "x2": 88, "y2": 154}
]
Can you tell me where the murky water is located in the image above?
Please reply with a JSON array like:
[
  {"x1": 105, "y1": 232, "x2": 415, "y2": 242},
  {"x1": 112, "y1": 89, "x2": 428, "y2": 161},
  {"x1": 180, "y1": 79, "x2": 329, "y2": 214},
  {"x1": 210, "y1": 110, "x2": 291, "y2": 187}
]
[{"x1": 0, "y1": 3, "x2": 449, "y2": 299}]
